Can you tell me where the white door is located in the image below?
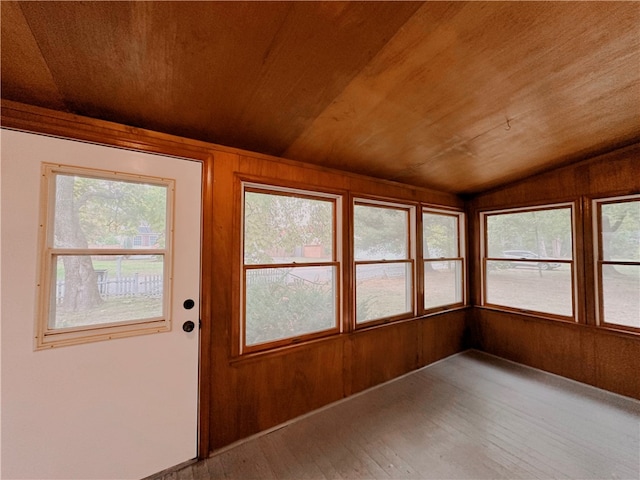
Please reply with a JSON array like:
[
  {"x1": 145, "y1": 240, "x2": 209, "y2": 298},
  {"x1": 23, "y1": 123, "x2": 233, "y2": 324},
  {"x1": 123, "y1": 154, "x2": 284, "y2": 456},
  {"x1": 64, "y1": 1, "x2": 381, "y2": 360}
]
[{"x1": 1, "y1": 129, "x2": 202, "y2": 479}]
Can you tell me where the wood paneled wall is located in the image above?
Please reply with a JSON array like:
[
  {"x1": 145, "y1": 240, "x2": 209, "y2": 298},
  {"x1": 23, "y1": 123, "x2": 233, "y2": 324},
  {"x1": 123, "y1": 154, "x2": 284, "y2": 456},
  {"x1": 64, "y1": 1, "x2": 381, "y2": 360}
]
[
  {"x1": 467, "y1": 143, "x2": 640, "y2": 400},
  {"x1": 209, "y1": 148, "x2": 470, "y2": 450}
]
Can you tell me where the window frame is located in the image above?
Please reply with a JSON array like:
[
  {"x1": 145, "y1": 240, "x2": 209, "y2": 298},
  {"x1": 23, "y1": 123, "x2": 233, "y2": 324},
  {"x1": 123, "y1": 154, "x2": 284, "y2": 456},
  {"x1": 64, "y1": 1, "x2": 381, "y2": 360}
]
[
  {"x1": 421, "y1": 206, "x2": 466, "y2": 313},
  {"x1": 35, "y1": 163, "x2": 174, "y2": 349},
  {"x1": 352, "y1": 197, "x2": 416, "y2": 328},
  {"x1": 240, "y1": 182, "x2": 343, "y2": 354},
  {"x1": 592, "y1": 194, "x2": 640, "y2": 333},
  {"x1": 480, "y1": 202, "x2": 577, "y2": 322}
]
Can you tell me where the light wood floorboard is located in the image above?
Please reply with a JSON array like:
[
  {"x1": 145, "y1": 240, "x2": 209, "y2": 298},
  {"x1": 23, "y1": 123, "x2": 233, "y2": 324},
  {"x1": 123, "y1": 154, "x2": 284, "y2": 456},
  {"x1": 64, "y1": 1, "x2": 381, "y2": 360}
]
[{"x1": 154, "y1": 350, "x2": 640, "y2": 479}]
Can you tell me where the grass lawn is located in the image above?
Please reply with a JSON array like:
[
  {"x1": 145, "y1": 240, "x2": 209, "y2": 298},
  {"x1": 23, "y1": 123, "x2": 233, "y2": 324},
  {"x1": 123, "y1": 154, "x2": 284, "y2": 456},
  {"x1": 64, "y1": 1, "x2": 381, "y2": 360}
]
[
  {"x1": 57, "y1": 256, "x2": 164, "y2": 278},
  {"x1": 53, "y1": 296, "x2": 163, "y2": 329}
]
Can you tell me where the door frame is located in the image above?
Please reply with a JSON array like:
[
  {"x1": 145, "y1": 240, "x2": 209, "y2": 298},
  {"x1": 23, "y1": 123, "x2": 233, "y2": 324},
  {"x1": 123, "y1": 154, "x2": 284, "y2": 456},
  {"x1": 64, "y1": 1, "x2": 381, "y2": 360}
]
[{"x1": 1, "y1": 99, "x2": 215, "y2": 459}]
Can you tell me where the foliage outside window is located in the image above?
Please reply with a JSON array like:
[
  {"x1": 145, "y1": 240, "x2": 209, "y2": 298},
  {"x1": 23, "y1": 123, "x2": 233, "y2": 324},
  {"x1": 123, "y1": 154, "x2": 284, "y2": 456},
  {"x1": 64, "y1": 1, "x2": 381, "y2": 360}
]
[
  {"x1": 354, "y1": 199, "x2": 415, "y2": 324},
  {"x1": 36, "y1": 164, "x2": 172, "y2": 348},
  {"x1": 481, "y1": 204, "x2": 575, "y2": 319},
  {"x1": 593, "y1": 195, "x2": 640, "y2": 330},
  {"x1": 423, "y1": 209, "x2": 465, "y2": 310},
  {"x1": 242, "y1": 184, "x2": 341, "y2": 352}
]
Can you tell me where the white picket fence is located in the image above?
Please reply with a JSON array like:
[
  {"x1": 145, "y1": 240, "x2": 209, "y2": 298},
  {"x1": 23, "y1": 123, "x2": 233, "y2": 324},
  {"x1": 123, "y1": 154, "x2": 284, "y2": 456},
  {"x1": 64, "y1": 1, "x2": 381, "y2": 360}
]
[{"x1": 56, "y1": 272, "x2": 163, "y2": 305}]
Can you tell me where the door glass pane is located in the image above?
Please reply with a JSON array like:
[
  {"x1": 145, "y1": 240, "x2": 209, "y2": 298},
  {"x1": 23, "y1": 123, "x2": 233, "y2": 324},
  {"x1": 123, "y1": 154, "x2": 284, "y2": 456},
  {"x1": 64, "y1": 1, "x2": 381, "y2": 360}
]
[
  {"x1": 486, "y1": 260, "x2": 572, "y2": 316},
  {"x1": 602, "y1": 264, "x2": 640, "y2": 328},
  {"x1": 354, "y1": 205, "x2": 408, "y2": 260},
  {"x1": 53, "y1": 174, "x2": 167, "y2": 249},
  {"x1": 50, "y1": 255, "x2": 164, "y2": 329},
  {"x1": 244, "y1": 191, "x2": 333, "y2": 264},
  {"x1": 423, "y1": 213, "x2": 458, "y2": 258},
  {"x1": 245, "y1": 266, "x2": 337, "y2": 345},
  {"x1": 356, "y1": 262, "x2": 412, "y2": 323},
  {"x1": 425, "y1": 260, "x2": 462, "y2": 308},
  {"x1": 601, "y1": 201, "x2": 640, "y2": 262}
]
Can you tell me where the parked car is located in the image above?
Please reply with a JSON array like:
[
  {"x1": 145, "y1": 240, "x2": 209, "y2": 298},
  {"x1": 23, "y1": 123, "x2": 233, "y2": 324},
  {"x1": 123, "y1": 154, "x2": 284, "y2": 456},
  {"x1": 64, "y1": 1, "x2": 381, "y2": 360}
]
[{"x1": 502, "y1": 250, "x2": 561, "y2": 270}]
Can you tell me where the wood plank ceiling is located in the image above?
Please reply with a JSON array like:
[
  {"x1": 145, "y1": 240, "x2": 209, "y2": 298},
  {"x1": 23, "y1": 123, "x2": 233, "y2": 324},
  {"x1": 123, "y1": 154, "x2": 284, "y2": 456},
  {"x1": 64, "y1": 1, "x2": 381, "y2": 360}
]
[{"x1": 2, "y1": 1, "x2": 639, "y2": 194}]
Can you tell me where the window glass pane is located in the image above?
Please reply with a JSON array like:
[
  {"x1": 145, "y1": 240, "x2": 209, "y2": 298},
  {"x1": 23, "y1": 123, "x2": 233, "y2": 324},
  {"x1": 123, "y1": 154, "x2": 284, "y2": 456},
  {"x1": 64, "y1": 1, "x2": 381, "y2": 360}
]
[
  {"x1": 54, "y1": 174, "x2": 167, "y2": 249},
  {"x1": 486, "y1": 260, "x2": 572, "y2": 316},
  {"x1": 423, "y1": 213, "x2": 458, "y2": 258},
  {"x1": 51, "y1": 255, "x2": 164, "y2": 329},
  {"x1": 244, "y1": 191, "x2": 333, "y2": 264},
  {"x1": 245, "y1": 266, "x2": 337, "y2": 345},
  {"x1": 354, "y1": 205, "x2": 408, "y2": 260},
  {"x1": 356, "y1": 262, "x2": 412, "y2": 323},
  {"x1": 424, "y1": 260, "x2": 462, "y2": 309},
  {"x1": 486, "y1": 208, "x2": 572, "y2": 260},
  {"x1": 602, "y1": 264, "x2": 640, "y2": 328},
  {"x1": 601, "y1": 201, "x2": 640, "y2": 262}
]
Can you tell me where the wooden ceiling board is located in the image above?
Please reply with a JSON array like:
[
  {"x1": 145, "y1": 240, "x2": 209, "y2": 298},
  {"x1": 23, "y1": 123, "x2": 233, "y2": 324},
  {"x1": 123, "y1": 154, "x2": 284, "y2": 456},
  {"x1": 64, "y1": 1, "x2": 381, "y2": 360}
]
[
  {"x1": 16, "y1": 2, "x2": 159, "y2": 122},
  {"x1": 0, "y1": 2, "x2": 66, "y2": 110},
  {"x1": 1, "y1": 1, "x2": 638, "y2": 195},
  {"x1": 15, "y1": 1, "x2": 422, "y2": 155},
  {"x1": 285, "y1": 2, "x2": 640, "y2": 193},
  {"x1": 197, "y1": 1, "x2": 424, "y2": 156}
]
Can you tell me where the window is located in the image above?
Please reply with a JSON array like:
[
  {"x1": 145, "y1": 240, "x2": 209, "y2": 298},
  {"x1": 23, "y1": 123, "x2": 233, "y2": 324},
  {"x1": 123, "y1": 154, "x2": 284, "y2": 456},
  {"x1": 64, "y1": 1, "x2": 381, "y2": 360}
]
[
  {"x1": 242, "y1": 184, "x2": 341, "y2": 352},
  {"x1": 423, "y1": 208, "x2": 465, "y2": 310},
  {"x1": 593, "y1": 195, "x2": 640, "y2": 330},
  {"x1": 353, "y1": 199, "x2": 415, "y2": 324},
  {"x1": 36, "y1": 164, "x2": 172, "y2": 348},
  {"x1": 481, "y1": 204, "x2": 575, "y2": 319}
]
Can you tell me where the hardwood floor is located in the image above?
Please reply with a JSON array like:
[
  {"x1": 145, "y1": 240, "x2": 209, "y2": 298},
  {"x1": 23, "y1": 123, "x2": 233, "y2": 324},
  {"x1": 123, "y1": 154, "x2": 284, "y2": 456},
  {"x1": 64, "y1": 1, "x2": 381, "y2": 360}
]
[{"x1": 154, "y1": 350, "x2": 640, "y2": 479}]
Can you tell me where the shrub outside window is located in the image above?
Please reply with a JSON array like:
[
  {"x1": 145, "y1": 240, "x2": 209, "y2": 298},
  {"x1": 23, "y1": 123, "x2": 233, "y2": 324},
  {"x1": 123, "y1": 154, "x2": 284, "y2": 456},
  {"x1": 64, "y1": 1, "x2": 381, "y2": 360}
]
[
  {"x1": 242, "y1": 184, "x2": 341, "y2": 352},
  {"x1": 423, "y1": 208, "x2": 465, "y2": 311},
  {"x1": 36, "y1": 164, "x2": 173, "y2": 349},
  {"x1": 354, "y1": 199, "x2": 415, "y2": 325},
  {"x1": 481, "y1": 204, "x2": 575, "y2": 319},
  {"x1": 593, "y1": 195, "x2": 640, "y2": 330}
]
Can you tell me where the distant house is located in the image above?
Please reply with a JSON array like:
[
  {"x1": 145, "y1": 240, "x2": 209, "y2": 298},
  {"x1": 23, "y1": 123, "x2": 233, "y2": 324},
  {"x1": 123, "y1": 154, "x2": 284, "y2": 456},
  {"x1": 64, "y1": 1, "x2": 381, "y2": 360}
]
[{"x1": 132, "y1": 225, "x2": 160, "y2": 248}]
